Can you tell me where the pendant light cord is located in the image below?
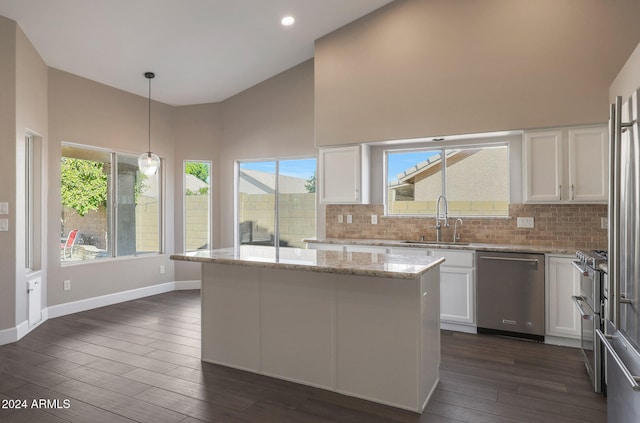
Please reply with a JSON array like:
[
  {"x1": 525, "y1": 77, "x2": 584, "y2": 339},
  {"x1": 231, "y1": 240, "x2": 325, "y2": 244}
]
[
  {"x1": 144, "y1": 71, "x2": 155, "y2": 156},
  {"x1": 148, "y1": 75, "x2": 151, "y2": 155}
]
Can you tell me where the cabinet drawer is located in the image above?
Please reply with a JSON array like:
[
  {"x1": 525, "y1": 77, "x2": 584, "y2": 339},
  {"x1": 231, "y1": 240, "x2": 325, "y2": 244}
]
[{"x1": 430, "y1": 250, "x2": 474, "y2": 267}]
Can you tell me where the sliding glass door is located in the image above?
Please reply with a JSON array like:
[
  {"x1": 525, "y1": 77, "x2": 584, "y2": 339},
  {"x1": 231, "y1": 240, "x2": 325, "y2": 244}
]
[{"x1": 237, "y1": 158, "x2": 316, "y2": 248}]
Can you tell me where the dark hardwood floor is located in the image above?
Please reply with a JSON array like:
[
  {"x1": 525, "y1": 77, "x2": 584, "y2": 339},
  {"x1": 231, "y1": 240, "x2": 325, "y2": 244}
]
[{"x1": 0, "y1": 290, "x2": 606, "y2": 422}]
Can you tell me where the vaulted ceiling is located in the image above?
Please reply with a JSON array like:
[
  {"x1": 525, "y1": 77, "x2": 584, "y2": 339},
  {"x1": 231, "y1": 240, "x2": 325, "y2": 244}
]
[{"x1": 0, "y1": 0, "x2": 393, "y2": 105}]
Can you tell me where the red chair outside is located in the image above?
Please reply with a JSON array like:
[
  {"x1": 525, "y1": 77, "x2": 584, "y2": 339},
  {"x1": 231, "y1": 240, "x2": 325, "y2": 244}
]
[{"x1": 61, "y1": 229, "x2": 79, "y2": 260}]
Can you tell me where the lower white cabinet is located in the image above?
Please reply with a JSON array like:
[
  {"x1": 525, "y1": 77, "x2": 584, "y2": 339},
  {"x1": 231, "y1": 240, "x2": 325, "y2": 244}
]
[
  {"x1": 440, "y1": 266, "x2": 475, "y2": 326},
  {"x1": 391, "y1": 247, "x2": 476, "y2": 332},
  {"x1": 545, "y1": 255, "x2": 581, "y2": 340},
  {"x1": 435, "y1": 250, "x2": 476, "y2": 332}
]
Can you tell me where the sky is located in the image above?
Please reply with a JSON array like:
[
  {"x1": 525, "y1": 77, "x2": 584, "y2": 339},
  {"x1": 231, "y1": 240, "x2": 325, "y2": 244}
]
[
  {"x1": 387, "y1": 151, "x2": 440, "y2": 182},
  {"x1": 240, "y1": 158, "x2": 316, "y2": 180}
]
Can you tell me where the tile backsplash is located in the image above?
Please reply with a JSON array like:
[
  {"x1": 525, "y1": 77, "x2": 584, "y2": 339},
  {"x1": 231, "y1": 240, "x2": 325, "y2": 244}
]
[{"x1": 325, "y1": 204, "x2": 607, "y2": 250}]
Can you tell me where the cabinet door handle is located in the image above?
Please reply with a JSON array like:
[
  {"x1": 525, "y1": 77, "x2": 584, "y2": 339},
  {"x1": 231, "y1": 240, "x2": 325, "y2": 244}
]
[
  {"x1": 571, "y1": 184, "x2": 575, "y2": 201},
  {"x1": 559, "y1": 184, "x2": 562, "y2": 200}
]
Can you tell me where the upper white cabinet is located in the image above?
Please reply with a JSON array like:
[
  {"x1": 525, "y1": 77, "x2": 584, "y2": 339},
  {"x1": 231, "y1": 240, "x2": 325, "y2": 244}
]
[
  {"x1": 567, "y1": 127, "x2": 609, "y2": 202},
  {"x1": 318, "y1": 145, "x2": 370, "y2": 204},
  {"x1": 523, "y1": 130, "x2": 563, "y2": 202},
  {"x1": 523, "y1": 126, "x2": 608, "y2": 203}
]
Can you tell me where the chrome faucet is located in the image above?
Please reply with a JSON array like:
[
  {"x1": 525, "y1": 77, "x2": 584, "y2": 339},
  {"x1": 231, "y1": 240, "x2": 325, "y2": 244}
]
[
  {"x1": 453, "y1": 218, "x2": 463, "y2": 243},
  {"x1": 435, "y1": 195, "x2": 449, "y2": 242}
]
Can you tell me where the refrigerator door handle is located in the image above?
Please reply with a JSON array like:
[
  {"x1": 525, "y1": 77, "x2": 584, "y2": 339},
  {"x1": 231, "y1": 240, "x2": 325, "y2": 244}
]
[{"x1": 596, "y1": 329, "x2": 640, "y2": 392}]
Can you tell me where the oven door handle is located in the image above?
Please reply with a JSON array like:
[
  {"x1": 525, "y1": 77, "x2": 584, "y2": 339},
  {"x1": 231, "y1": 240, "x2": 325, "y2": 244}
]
[
  {"x1": 571, "y1": 260, "x2": 589, "y2": 276},
  {"x1": 572, "y1": 296, "x2": 594, "y2": 320},
  {"x1": 596, "y1": 329, "x2": 640, "y2": 392}
]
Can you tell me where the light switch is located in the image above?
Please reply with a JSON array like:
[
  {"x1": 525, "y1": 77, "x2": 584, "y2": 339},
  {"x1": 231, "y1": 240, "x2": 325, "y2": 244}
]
[
  {"x1": 0, "y1": 219, "x2": 8, "y2": 231},
  {"x1": 0, "y1": 202, "x2": 8, "y2": 215}
]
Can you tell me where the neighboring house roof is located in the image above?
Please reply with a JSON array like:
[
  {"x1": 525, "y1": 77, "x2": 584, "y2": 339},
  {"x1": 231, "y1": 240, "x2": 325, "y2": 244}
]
[
  {"x1": 185, "y1": 174, "x2": 209, "y2": 192},
  {"x1": 240, "y1": 169, "x2": 309, "y2": 194},
  {"x1": 389, "y1": 150, "x2": 465, "y2": 189}
]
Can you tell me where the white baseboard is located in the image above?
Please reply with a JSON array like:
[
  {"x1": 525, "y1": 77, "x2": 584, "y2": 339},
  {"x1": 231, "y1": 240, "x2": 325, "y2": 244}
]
[
  {"x1": 0, "y1": 325, "x2": 18, "y2": 346},
  {"x1": 15, "y1": 320, "x2": 30, "y2": 340},
  {"x1": 48, "y1": 281, "x2": 178, "y2": 319},
  {"x1": 0, "y1": 280, "x2": 202, "y2": 346}
]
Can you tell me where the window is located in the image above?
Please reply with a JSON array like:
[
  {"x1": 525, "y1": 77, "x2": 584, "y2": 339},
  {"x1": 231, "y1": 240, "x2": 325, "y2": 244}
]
[
  {"x1": 25, "y1": 135, "x2": 34, "y2": 270},
  {"x1": 60, "y1": 143, "x2": 162, "y2": 262},
  {"x1": 184, "y1": 160, "x2": 211, "y2": 251},
  {"x1": 236, "y1": 158, "x2": 316, "y2": 249},
  {"x1": 386, "y1": 144, "x2": 509, "y2": 216}
]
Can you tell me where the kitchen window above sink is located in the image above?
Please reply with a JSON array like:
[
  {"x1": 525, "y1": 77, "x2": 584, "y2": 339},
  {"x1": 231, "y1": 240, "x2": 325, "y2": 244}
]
[{"x1": 384, "y1": 142, "x2": 510, "y2": 217}]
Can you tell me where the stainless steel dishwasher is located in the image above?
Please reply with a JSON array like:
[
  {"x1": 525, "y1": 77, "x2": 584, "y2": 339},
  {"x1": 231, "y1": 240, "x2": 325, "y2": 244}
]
[{"x1": 476, "y1": 251, "x2": 545, "y2": 341}]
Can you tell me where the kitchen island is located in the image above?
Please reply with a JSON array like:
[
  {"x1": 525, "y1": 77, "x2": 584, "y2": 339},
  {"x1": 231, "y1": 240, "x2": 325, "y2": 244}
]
[{"x1": 170, "y1": 246, "x2": 444, "y2": 412}]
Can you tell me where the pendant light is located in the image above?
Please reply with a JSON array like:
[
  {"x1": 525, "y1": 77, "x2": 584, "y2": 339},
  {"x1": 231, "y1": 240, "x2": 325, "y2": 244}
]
[{"x1": 138, "y1": 72, "x2": 161, "y2": 176}]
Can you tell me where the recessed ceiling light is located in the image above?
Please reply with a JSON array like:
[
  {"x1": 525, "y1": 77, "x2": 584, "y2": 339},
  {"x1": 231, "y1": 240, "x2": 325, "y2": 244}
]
[{"x1": 281, "y1": 16, "x2": 295, "y2": 26}]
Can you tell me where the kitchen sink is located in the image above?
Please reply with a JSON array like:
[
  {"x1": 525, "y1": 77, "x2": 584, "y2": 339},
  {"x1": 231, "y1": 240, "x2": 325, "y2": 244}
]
[{"x1": 401, "y1": 240, "x2": 470, "y2": 246}]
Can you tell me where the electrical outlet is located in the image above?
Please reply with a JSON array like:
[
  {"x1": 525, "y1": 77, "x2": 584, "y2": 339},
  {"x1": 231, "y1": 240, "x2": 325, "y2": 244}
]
[
  {"x1": 0, "y1": 219, "x2": 7, "y2": 232},
  {"x1": 601, "y1": 217, "x2": 608, "y2": 229},
  {"x1": 338, "y1": 215, "x2": 343, "y2": 223},
  {"x1": 63, "y1": 280, "x2": 71, "y2": 291},
  {"x1": 0, "y1": 202, "x2": 8, "y2": 215},
  {"x1": 160, "y1": 265, "x2": 165, "y2": 274},
  {"x1": 516, "y1": 217, "x2": 534, "y2": 228},
  {"x1": 346, "y1": 215, "x2": 353, "y2": 224},
  {"x1": 371, "y1": 215, "x2": 378, "y2": 225}
]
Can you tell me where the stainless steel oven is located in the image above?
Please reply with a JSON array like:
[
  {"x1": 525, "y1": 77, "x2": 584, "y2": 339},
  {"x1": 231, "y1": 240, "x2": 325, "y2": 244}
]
[{"x1": 572, "y1": 250, "x2": 607, "y2": 394}]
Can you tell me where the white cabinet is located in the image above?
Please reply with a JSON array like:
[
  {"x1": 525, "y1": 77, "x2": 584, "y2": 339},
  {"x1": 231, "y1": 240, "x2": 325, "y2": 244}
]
[
  {"x1": 523, "y1": 126, "x2": 608, "y2": 203},
  {"x1": 434, "y1": 250, "x2": 476, "y2": 332},
  {"x1": 545, "y1": 255, "x2": 581, "y2": 341},
  {"x1": 523, "y1": 130, "x2": 563, "y2": 202},
  {"x1": 309, "y1": 244, "x2": 476, "y2": 333},
  {"x1": 393, "y1": 247, "x2": 476, "y2": 332},
  {"x1": 567, "y1": 127, "x2": 609, "y2": 202},
  {"x1": 318, "y1": 145, "x2": 370, "y2": 204}
]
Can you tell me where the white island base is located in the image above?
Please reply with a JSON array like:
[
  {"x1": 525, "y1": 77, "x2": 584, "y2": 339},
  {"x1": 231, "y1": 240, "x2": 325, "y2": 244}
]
[{"x1": 200, "y1": 262, "x2": 441, "y2": 413}]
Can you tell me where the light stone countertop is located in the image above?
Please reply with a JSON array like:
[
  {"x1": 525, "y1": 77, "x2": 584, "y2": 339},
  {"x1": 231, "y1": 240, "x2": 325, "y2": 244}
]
[
  {"x1": 304, "y1": 238, "x2": 579, "y2": 256},
  {"x1": 170, "y1": 245, "x2": 445, "y2": 279}
]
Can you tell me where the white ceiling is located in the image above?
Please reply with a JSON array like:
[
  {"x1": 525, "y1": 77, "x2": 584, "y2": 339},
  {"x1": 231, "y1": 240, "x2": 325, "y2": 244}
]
[{"x1": 0, "y1": 0, "x2": 393, "y2": 105}]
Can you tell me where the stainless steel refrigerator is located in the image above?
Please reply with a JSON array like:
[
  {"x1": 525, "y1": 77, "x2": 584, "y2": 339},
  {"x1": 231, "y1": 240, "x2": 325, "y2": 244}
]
[{"x1": 601, "y1": 89, "x2": 640, "y2": 423}]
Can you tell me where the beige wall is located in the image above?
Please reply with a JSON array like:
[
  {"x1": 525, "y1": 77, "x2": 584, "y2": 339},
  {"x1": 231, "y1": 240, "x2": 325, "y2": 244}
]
[
  {"x1": 219, "y1": 59, "x2": 316, "y2": 247},
  {"x1": 172, "y1": 102, "x2": 221, "y2": 282},
  {"x1": 315, "y1": 0, "x2": 640, "y2": 146},
  {"x1": 0, "y1": 16, "x2": 17, "y2": 330},
  {"x1": 47, "y1": 69, "x2": 176, "y2": 307},
  {"x1": 610, "y1": 41, "x2": 640, "y2": 100}
]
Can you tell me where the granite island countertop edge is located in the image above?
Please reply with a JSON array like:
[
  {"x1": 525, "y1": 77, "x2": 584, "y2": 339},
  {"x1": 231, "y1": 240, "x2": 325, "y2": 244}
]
[{"x1": 170, "y1": 248, "x2": 445, "y2": 280}]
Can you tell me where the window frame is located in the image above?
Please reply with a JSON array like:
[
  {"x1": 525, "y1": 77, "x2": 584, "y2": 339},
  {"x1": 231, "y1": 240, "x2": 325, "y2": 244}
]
[
  {"x1": 234, "y1": 156, "x2": 317, "y2": 249},
  {"x1": 25, "y1": 134, "x2": 34, "y2": 270},
  {"x1": 383, "y1": 141, "x2": 511, "y2": 217},
  {"x1": 183, "y1": 160, "x2": 212, "y2": 252},
  {"x1": 60, "y1": 142, "x2": 164, "y2": 264}
]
